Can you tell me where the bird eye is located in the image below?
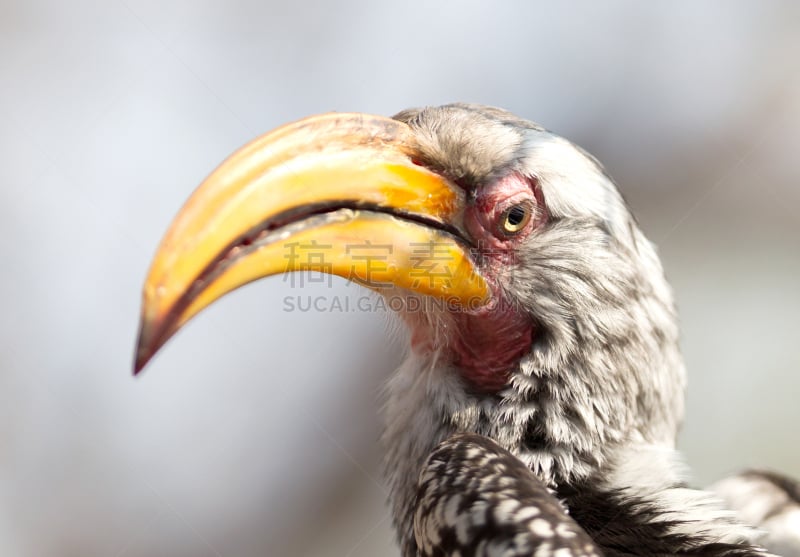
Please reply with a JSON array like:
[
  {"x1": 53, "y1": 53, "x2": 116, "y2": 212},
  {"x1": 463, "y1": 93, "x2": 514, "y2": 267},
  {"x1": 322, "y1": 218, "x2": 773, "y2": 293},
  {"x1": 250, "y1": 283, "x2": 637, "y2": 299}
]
[{"x1": 499, "y1": 203, "x2": 533, "y2": 235}]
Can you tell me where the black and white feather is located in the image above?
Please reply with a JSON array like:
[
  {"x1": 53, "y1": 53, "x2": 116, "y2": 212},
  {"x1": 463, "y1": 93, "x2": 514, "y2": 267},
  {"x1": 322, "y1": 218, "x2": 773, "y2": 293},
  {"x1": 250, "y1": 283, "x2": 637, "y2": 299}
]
[
  {"x1": 712, "y1": 470, "x2": 800, "y2": 557},
  {"x1": 414, "y1": 433, "x2": 602, "y2": 557}
]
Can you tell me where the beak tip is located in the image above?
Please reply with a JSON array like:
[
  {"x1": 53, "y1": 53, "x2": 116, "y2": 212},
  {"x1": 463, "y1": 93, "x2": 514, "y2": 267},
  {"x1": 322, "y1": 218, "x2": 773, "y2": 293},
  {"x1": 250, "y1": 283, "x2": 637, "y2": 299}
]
[
  {"x1": 133, "y1": 317, "x2": 162, "y2": 376},
  {"x1": 132, "y1": 354, "x2": 147, "y2": 376},
  {"x1": 133, "y1": 338, "x2": 152, "y2": 376}
]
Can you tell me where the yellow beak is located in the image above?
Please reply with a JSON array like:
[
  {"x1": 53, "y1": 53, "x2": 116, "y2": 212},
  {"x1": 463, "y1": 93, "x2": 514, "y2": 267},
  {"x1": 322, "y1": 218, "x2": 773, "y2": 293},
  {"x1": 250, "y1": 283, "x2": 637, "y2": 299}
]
[{"x1": 134, "y1": 113, "x2": 489, "y2": 373}]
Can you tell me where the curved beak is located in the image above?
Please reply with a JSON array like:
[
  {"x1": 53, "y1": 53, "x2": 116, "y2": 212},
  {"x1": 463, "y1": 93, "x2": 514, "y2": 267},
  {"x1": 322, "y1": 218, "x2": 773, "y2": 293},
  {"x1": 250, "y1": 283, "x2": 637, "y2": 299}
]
[{"x1": 134, "y1": 113, "x2": 489, "y2": 374}]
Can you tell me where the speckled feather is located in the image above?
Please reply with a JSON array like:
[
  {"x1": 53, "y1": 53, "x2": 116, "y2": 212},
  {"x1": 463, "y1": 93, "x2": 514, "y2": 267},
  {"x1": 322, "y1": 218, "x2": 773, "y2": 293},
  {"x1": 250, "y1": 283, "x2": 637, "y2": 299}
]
[{"x1": 415, "y1": 433, "x2": 603, "y2": 557}]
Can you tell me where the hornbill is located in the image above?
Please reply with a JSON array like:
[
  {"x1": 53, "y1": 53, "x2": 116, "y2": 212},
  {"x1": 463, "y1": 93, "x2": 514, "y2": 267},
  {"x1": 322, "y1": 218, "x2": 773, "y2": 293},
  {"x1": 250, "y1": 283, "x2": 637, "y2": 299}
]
[{"x1": 134, "y1": 104, "x2": 792, "y2": 556}]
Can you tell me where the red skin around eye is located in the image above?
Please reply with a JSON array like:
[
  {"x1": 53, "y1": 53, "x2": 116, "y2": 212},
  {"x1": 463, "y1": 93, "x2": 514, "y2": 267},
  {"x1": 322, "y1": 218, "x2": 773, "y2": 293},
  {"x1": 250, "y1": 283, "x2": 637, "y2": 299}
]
[{"x1": 464, "y1": 172, "x2": 542, "y2": 261}]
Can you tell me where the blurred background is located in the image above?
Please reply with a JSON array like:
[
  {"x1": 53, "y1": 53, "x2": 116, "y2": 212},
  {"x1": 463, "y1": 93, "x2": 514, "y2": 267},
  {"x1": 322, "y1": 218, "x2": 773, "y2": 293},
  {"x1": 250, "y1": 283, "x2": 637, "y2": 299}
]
[{"x1": 1, "y1": 1, "x2": 798, "y2": 555}]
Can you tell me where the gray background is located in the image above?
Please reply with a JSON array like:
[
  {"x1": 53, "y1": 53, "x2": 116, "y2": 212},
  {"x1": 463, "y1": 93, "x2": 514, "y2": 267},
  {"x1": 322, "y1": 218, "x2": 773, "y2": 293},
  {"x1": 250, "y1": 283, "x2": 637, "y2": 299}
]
[{"x1": 1, "y1": 1, "x2": 798, "y2": 556}]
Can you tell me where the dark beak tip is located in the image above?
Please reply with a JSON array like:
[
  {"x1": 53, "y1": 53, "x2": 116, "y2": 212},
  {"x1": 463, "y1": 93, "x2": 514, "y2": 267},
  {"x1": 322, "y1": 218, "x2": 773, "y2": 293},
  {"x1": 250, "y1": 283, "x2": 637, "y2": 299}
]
[
  {"x1": 132, "y1": 354, "x2": 147, "y2": 376},
  {"x1": 132, "y1": 318, "x2": 160, "y2": 377},
  {"x1": 133, "y1": 340, "x2": 152, "y2": 376},
  {"x1": 132, "y1": 312, "x2": 178, "y2": 376}
]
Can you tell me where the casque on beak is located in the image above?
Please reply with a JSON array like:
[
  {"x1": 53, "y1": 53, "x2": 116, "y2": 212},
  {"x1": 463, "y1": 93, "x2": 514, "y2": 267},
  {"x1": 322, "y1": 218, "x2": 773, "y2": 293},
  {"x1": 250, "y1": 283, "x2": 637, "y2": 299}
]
[{"x1": 134, "y1": 113, "x2": 490, "y2": 374}]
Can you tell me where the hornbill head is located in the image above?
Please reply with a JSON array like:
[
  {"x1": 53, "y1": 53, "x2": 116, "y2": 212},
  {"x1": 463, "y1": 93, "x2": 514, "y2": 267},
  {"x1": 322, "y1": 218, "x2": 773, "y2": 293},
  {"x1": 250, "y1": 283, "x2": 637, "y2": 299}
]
[{"x1": 134, "y1": 104, "x2": 691, "y2": 555}]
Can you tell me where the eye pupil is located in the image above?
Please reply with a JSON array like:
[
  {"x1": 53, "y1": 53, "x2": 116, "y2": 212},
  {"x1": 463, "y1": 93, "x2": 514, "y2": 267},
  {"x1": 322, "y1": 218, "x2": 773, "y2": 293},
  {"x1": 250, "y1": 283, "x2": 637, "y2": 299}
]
[{"x1": 507, "y1": 206, "x2": 526, "y2": 226}]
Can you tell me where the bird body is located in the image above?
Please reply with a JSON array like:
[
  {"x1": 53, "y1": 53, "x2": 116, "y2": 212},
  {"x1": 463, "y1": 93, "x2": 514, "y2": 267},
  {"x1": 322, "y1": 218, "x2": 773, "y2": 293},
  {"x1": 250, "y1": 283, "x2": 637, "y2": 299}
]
[{"x1": 133, "y1": 104, "x2": 790, "y2": 556}]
